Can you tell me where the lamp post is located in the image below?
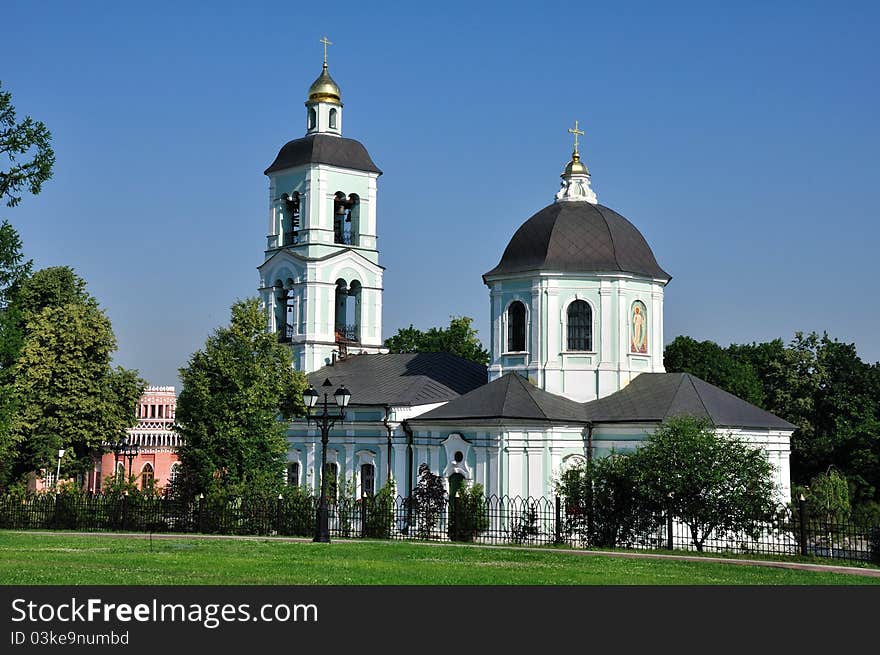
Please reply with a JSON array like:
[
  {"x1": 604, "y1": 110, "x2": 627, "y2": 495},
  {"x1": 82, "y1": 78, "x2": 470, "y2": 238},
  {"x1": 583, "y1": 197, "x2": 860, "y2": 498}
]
[
  {"x1": 54, "y1": 449, "x2": 66, "y2": 495},
  {"x1": 110, "y1": 435, "x2": 140, "y2": 483},
  {"x1": 302, "y1": 378, "x2": 351, "y2": 543}
]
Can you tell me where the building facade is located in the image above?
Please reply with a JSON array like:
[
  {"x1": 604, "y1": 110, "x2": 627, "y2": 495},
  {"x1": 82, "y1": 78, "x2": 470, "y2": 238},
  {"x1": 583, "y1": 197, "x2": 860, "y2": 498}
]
[
  {"x1": 266, "y1": 49, "x2": 793, "y2": 504},
  {"x1": 88, "y1": 386, "x2": 181, "y2": 493}
]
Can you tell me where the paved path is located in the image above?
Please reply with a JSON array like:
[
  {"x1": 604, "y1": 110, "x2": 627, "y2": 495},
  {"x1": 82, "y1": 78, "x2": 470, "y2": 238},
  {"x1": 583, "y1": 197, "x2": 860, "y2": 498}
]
[{"x1": 9, "y1": 530, "x2": 880, "y2": 579}]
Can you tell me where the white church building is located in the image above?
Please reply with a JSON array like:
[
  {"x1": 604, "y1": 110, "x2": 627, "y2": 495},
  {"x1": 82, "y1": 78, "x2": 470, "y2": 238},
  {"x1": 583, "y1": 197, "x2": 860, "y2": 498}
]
[{"x1": 258, "y1": 51, "x2": 794, "y2": 503}]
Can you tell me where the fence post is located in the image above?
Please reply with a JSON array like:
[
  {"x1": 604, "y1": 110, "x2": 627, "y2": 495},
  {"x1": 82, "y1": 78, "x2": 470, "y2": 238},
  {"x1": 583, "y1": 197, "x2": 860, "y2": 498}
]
[
  {"x1": 121, "y1": 492, "x2": 129, "y2": 531},
  {"x1": 798, "y1": 494, "x2": 809, "y2": 557},
  {"x1": 450, "y1": 494, "x2": 459, "y2": 542},
  {"x1": 359, "y1": 496, "x2": 367, "y2": 538},
  {"x1": 198, "y1": 494, "x2": 206, "y2": 534},
  {"x1": 666, "y1": 511, "x2": 673, "y2": 551},
  {"x1": 276, "y1": 494, "x2": 283, "y2": 536},
  {"x1": 554, "y1": 496, "x2": 562, "y2": 545}
]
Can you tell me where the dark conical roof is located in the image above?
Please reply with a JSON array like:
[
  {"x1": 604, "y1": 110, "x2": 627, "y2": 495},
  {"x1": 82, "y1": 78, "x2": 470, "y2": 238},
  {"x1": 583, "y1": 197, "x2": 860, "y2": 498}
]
[
  {"x1": 409, "y1": 372, "x2": 589, "y2": 424},
  {"x1": 484, "y1": 202, "x2": 669, "y2": 281},
  {"x1": 583, "y1": 372, "x2": 796, "y2": 430},
  {"x1": 264, "y1": 133, "x2": 381, "y2": 175},
  {"x1": 306, "y1": 352, "x2": 485, "y2": 406}
]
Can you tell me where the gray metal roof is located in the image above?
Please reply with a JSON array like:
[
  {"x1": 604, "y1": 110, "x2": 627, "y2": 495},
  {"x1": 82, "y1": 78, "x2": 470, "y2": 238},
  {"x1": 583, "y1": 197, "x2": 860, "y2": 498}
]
[
  {"x1": 409, "y1": 372, "x2": 589, "y2": 424},
  {"x1": 306, "y1": 352, "x2": 486, "y2": 407},
  {"x1": 408, "y1": 371, "x2": 793, "y2": 431},
  {"x1": 483, "y1": 202, "x2": 670, "y2": 281},
  {"x1": 264, "y1": 134, "x2": 382, "y2": 175},
  {"x1": 583, "y1": 372, "x2": 796, "y2": 430}
]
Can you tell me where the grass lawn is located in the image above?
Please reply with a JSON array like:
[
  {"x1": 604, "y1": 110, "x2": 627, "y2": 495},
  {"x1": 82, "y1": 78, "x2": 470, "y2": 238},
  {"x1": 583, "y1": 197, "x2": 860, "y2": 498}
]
[{"x1": 0, "y1": 531, "x2": 877, "y2": 585}]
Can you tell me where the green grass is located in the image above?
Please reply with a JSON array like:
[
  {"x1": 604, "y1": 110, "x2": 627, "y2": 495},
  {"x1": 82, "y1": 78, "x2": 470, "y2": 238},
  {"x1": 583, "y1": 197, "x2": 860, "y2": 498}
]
[{"x1": 0, "y1": 531, "x2": 877, "y2": 585}]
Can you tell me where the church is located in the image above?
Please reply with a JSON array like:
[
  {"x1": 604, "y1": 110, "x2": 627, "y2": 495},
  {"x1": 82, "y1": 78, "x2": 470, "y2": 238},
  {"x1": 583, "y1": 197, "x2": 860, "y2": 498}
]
[{"x1": 257, "y1": 46, "x2": 794, "y2": 503}]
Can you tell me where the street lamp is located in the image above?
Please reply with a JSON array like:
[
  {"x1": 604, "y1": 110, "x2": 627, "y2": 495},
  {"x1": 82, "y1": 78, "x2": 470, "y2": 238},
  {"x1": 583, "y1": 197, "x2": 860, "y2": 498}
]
[
  {"x1": 54, "y1": 449, "x2": 66, "y2": 495},
  {"x1": 302, "y1": 378, "x2": 351, "y2": 543},
  {"x1": 110, "y1": 435, "x2": 140, "y2": 482}
]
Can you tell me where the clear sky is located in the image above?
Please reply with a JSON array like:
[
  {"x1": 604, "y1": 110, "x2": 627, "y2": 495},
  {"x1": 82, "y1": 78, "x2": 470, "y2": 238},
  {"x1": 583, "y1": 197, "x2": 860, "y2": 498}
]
[{"x1": 2, "y1": 0, "x2": 878, "y2": 388}]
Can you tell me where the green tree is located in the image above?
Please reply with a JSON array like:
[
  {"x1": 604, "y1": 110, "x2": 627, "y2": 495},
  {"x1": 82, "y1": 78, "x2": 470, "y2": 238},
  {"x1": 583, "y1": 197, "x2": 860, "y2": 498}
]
[
  {"x1": 451, "y1": 481, "x2": 489, "y2": 542},
  {"x1": 409, "y1": 463, "x2": 446, "y2": 538},
  {"x1": 664, "y1": 335, "x2": 764, "y2": 406},
  {"x1": 799, "y1": 468, "x2": 851, "y2": 526},
  {"x1": 0, "y1": 220, "x2": 31, "y2": 309},
  {"x1": 174, "y1": 298, "x2": 307, "y2": 499},
  {"x1": 7, "y1": 302, "x2": 144, "y2": 483},
  {"x1": 631, "y1": 415, "x2": 778, "y2": 551},
  {"x1": 0, "y1": 81, "x2": 55, "y2": 208},
  {"x1": 556, "y1": 454, "x2": 658, "y2": 548},
  {"x1": 385, "y1": 316, "x2": 489, "y2": 365}
]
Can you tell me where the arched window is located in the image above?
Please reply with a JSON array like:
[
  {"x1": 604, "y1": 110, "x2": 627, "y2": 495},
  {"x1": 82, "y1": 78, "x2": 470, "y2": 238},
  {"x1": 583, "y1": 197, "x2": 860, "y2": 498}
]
[
  {"x1": 308, "y1": 107, "x2": 317, "y2": 130},
  {"x1": 116, "y1": 462, "x2": 125, "y2": 480},
  {"x1": 360, "y1": 463, "x2": 375, "y2": 497},
  {"x1": 140, "y1": 463, "x2": 154, "y2": 490},
  {"x1": 333, "y1": 192, "x2": 359, "y2": 245},
  {"x1": 329, "y1": 108, "x2": 337, "y2": 129},
  {"x1": 507, "y1": 301, "x2": 526, "y2": 352},
  {"x1": 567, "y1": 300, "x2": 592, "y2": 351},
  {"x1": 287, "y1": 462, "x2": 300, "y2": 487},
  {"x1": 334, "y1": 279, "x2": 361, "y2": 344},
  {"x1": 168, "y1": 463, "x2": 180, "y2": 486}
]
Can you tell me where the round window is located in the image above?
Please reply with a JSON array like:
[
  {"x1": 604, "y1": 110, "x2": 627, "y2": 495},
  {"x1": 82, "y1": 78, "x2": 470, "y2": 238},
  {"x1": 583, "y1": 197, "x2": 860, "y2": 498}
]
[{"x1": 453, "y1": 451, "x2": 464, "y2": 463}]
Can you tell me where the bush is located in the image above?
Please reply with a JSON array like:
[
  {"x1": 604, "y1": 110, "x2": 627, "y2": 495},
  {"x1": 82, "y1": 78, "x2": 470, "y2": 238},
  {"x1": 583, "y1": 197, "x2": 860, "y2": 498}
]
[
  {"x1": 409, "y1": 463, "x2": 446, "y2": 539},
  {"x1": 450, "y1": 482, "x2": 489, "y2": 542},
  {"x1": 363, "y1": 479, "x2": 396, "y2": 538}
]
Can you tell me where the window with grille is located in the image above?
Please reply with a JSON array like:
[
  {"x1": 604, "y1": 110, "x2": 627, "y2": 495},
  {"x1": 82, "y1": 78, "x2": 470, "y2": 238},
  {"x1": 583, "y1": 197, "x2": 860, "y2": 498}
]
[
  {"x1": 361, "y1": 463, "x2": 375, "y2": 497},
  {"x1": 507, "y1": 301, "x2": 526, "y2": 352},
  {"x1": 567, "y1": 300, "x2": 592, "y2": 351},
  {"x1": 141, "y1": 463, "x2": 154, "y2": 490}
]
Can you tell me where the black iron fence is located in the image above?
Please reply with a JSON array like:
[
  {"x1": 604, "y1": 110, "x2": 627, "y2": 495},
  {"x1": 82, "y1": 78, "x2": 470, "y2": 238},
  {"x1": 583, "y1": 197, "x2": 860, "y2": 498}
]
[{"x1": 1, "y1": 493, "x2": 878, "y2": 565}]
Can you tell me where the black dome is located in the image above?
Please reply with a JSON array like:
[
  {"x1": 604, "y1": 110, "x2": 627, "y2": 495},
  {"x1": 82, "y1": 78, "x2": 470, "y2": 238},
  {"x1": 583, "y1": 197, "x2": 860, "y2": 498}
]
[
  {"x1": 483, "y1": 202, "x2": 670, "y2": 282},
  {"x1": 264, "y1": 134, "x2": 381, "y2": 175}
]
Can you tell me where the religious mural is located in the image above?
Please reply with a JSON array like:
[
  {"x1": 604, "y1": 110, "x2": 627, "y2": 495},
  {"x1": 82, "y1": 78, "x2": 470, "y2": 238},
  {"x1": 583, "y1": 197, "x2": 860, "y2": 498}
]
[{"x1": 630, "y1": 301, "x2": 648, "y2": 353}]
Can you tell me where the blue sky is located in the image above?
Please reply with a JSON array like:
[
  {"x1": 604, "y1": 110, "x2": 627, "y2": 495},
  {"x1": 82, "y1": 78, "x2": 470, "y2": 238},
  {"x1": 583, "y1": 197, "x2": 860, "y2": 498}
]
[{"x1": 2, "y1": 0, "x2": 879, "y2": 387}]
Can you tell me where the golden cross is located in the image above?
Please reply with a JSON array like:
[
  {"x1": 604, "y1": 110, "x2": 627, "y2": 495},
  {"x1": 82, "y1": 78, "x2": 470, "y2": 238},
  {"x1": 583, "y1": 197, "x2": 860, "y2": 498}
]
[
  {"x1": 320, "y1": 36, "x2": 333, "y2": 65},
  {"x1": 568, "y1": 119, "x2": 585, "y2": 153}
]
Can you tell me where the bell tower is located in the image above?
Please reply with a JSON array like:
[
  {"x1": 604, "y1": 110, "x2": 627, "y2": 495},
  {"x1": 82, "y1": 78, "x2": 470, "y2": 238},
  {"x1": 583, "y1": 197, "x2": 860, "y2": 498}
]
[{"x1": 258, "y1": 38, "x2": 385, "y2": 374}]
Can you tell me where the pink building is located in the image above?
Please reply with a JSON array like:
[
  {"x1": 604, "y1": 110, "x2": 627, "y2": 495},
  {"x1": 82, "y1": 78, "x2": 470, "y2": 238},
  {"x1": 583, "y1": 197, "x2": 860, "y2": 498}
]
[{"x1": 87, "y1": 386, "x2": 182, "y2": 493}]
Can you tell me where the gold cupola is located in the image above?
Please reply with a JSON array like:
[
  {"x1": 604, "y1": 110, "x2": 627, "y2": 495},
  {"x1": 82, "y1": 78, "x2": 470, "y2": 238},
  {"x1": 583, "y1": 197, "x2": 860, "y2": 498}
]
[
  {"x1": 306, "y1": 62, "x2": 342, "y2": 105},
  {"x1": 556, "y1": 119, "x2": 598, "y2": 204},
  {"x1": 563, "y1": 151, "x2": 590, "y2": 177}
]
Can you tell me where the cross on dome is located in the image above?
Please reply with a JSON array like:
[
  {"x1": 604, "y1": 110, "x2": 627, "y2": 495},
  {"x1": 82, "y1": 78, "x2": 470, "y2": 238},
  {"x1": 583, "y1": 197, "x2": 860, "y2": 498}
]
[
  {"x1": 320, "y1": 36, "x2": 333, "y2": 65},
  {"x1": 568, "y1": 119, "x2": 585, "y2": 154}
]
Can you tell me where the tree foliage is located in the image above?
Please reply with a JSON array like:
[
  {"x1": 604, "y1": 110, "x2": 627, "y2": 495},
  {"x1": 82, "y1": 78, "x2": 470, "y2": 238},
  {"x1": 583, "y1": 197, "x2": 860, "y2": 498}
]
[
  {"x1": 0, "y1": 219, "x2": 31, "y2": 309},
  {"x1": 632, "y1": 416, "x2": 778, "y2": 551},
  {"x1": 0, "y1": 81, "x2": 55, "y2": 208},
  {"x1": 174, "y1": 298, "x2": 307, "y2": 499},
  {"x1": 664, "y1": 335, "x2": 764, "y2": 406},
  {"x1": 797, "y1": 468, "x2": 851, "y2": 526},
  {"x1": 556, "y1": 454, "x2": 658, "y2": 548},
  {"x1": 666, "y1": 331, "x2": 880, "y2": 509},
  {"x1": 409, "y1": 462, "x2": 447, "y2": 538},
  {"x1": 6, "y1": 302, "x2": 144, "y2": 483},
  {"x1": 384, "y1": 316, "x2": 489, "y2": 366}
]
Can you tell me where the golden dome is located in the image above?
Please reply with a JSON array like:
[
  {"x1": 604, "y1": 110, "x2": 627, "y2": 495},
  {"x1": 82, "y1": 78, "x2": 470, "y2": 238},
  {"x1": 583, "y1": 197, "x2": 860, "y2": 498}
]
[
  {"x1": 307, "y1": 63, "x2": 342, "y2": 105},
  {"x1": 563, "y1": 151, "x2": 590, "y2": 177}
]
